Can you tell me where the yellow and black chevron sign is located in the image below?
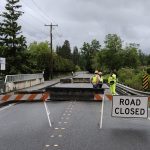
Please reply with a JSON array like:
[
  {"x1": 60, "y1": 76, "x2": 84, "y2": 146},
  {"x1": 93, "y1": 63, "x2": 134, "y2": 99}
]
[{"x1": 143, "y1": 74, "x2": 149, "y2": 90}]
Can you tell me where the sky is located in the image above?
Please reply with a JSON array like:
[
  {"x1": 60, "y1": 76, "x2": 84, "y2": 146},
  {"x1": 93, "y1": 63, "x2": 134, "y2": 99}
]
[{"x1": 0, "y1": 0, "x2": 150, "y2": 54}]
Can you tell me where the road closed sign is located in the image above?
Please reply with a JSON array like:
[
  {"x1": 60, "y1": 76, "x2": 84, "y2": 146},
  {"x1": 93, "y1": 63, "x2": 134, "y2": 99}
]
[{"x1": 112, "y1": 96, "x2": 148, "y2": 118}]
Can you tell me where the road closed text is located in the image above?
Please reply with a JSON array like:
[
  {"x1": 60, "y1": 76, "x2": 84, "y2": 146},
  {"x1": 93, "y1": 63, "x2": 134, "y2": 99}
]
[{"x1": 112, "y1": 96, "x2": 148, "y2": 118}]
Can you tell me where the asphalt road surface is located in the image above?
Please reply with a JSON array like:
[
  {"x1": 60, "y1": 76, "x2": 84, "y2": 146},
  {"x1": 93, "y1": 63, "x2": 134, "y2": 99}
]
[{"x1": 0, "y1": 100, "x2": 150, "y2": 150}]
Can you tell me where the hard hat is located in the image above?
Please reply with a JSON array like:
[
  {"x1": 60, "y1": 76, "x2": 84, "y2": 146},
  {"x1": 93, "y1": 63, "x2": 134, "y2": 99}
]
[
  {"x1": 112, "y1": 74, "x2": 116, "y2": 79},
  {"x1": 99, "y1": 72, "x2": 102, "y2": 75},
  {"x1": 94, "y1": 70, "x2": 99, "y2": 74}
]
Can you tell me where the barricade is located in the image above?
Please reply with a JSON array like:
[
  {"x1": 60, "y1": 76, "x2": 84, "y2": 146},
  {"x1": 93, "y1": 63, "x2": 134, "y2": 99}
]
[
  {"x1": 0, "y1": 92, "x2": 49, "y2": 105},
  {"x1": 46, "y1": 87, "x2": 105, "y2": 101}
]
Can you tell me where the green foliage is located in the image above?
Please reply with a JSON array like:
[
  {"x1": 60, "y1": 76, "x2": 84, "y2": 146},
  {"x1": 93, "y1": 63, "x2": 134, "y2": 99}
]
[
  {"x1": 123, "y1": 43, "x2": 140, "y2": 68},
  {"x1": 28, "y1": 41, "x2": 75, "y2": 79},
  {"x1": 117, "y1": 68, "x2": 144, "y2": 90},
  {"x1": 138, "y1": 50, "x2": 148, "y2": 66},
  {"x1": 90, "y1": 34, "x2": 143, "y2": 74},
  {"x1": 148, "y1": 55, "x2": 150, "y2": 65},
  {"x1": 118, "y1": 68, "x2": 134, "y2": 83},
  {"x1": 81, "y1": 39, "x2": 101, "y2": 72},
  {"x1": 75, "y1": 65, "x2": 81, "y2": 72},
  {"x1": 28, "y1": 42, "x2": 51, "y2": 76},
  {"x1": 56, "y1": 40, "x2": 72, "y2": 59},
  {"x1": 72, "y1": 46, "x2": 79, "y2": 65},
  {"x1": 53, "y1": 54, "x2": 75, "y2": 72},
  {"x1": 0, "y1": 0, "x2": 28, "y2": 74},
  {"x1": 103, "y1": 34, "x2": 123, "y2": 70},
  {"x1": 147, "y1": 67, "x2": 150, "y2": 74}
]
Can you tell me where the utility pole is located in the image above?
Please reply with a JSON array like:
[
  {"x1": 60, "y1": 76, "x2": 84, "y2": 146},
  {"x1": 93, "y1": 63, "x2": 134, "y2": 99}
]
[{"x1": 45, "y1": 23, "x2": 58, "y2": 79}]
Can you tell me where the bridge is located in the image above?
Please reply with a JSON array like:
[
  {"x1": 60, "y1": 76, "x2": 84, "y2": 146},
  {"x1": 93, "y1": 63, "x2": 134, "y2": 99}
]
[{"x1": 0, "y1": 72, "x2": 150, "y2": 150}]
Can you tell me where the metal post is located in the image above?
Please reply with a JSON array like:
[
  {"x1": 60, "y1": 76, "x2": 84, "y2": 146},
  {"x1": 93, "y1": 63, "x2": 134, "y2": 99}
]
[{"x1": 45, "y1": 23, "x2": 58, "y2": 79}]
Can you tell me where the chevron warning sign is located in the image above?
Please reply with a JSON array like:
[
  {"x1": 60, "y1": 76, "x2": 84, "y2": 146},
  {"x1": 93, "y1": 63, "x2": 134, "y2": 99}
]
[{"x1": 143, "y1": 74, "x2": 149, "y2": 90}]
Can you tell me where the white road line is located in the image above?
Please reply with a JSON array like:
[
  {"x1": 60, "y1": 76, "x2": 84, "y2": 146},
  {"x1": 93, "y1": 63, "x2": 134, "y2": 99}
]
[
  {"x1": 0, "y1": 103, "x2": 16, "y2": 112},
  {"x1": 44, "y1": 102, "x2": 52, "y2": 127},
  {"x1": 54, "y1": 128, "x2": 59, "y2": 130}
]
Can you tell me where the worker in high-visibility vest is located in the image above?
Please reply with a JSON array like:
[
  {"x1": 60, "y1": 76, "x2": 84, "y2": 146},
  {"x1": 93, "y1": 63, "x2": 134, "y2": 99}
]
[
  {"x1": 108, "y1": 71, "x2": 117, "y2": 95},
  {"x1": 98, "y1": 71, "x2": 103, "y2": 88},
  {"x1": 91, "y1": 70, "x2": 101, "y2": 88}
]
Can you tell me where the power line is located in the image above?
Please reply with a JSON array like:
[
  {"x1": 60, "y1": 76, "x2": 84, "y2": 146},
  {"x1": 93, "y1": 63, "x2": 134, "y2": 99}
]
[
  {"x1": 31, "y1": 0, "x2": 52, "y2": 22},
  {"x1": 19, "y1": 18, "x2": 48, "y2": 36},
  {"x1": 21, "y1": 0, "x2": 49, "y2": 24},
  {"x1": 31, "y1": 0, "x2": 58, "y2": 25},
  {"x1": 45, "y1": 23, "x2": 58, "y2": 79}
]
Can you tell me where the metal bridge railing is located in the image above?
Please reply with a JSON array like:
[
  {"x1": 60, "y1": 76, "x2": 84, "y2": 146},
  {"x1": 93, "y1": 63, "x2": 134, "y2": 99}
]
[
  {"x1": 117, "y1": 83, "x2": 150, "y2": 96},
  {"x1": 5, "y1": 73, "x2": 43, "y2": 83}
]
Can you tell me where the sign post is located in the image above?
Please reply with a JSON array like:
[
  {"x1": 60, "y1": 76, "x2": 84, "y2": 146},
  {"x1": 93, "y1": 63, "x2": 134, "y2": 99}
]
[
  {"x1": 0, "y1": 57, "x2": 6, "y2": 71},
  {"x1": 112, "y1": 96, "x2": 148, "y2": 118}
]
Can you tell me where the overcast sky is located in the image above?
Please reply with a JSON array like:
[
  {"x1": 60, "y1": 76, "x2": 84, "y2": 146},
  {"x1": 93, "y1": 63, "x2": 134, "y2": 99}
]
[{"x1": 0, "y1": 0, "x2": 150, "y2": 54}]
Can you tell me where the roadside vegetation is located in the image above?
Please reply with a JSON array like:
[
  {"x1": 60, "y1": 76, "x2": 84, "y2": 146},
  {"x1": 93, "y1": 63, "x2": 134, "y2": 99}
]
[
  {"x1": 0, "y1": 0, "x2": 150, "y2": 90},
  {"x1": 117, "y1": 67, "x2": 149, "y2": 91}
]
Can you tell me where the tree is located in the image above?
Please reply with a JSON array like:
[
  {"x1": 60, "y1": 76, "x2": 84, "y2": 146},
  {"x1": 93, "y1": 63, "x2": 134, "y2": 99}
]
[
  {"x1": 57, "y1": 40, "x2": 72, "y2": 59},
  {"x1": 72, "y1": 46, "x2": 79, "y2": 65},
  {"x1": 90, "y1": 39, "x2": 101, "y2": 52},
  {"x1": 81, "y1": 39, "x2": 101, "y2": 72},
  {"x1": 147, "y1": 54, "x2": 150, "y2": 65},
  {"x1": 0, "y1": 0, "x2": 27, "y2": 74},
  {"x1": 92, "y1": 49, "x2": 107, "y2": 72},
  {"x1": 28, "y1": 41, "x2": 51, "y2": 79},
  {"x1": 56, "y1": 45, "x2": 62, "y2": 56},
  {"x1": 123, "y1": 43, "x2": 140, "y2": 68},
  {"x1": 138, "y1": 49, "x2": 148, "y2": 66},
  {"x1": 104, "y1": 34, "x2": 123, "y2": 71}
]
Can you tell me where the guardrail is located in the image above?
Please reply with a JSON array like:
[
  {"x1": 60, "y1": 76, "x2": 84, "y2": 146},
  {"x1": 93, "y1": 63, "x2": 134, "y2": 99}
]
[
  {"x1": 3, "y1": 73, "x2": 44, "y2": 93},
  {"x1": 117, "y1": 83, "x2": 150, "y2": 96},
  {"x1": 5, "y1": 73, "x2": 43, "y2": 83}
]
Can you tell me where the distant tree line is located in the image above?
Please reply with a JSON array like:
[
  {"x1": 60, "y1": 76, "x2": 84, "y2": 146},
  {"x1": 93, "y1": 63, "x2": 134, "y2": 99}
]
[
  {"x1": 0, "y1": 0, "x2": 150, "y2": 80},
  {"x1": 80, "y1": 34, "x2": 150, "y2": 73}
]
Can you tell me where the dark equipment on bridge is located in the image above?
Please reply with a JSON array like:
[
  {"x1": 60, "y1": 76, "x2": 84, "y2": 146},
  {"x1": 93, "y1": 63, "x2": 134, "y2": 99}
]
[{"x1": 46, "y1": 86, "x2": 105, "y2": 101}]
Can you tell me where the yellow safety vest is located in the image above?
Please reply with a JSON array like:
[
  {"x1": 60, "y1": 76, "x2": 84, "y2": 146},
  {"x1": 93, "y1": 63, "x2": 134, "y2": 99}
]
[
  {"x1": 99, "y1": 77, "x2": 103, "y2": 83},
  {"x1": 108, "y1": 74, "x2": 116, "y2": 85},
  {"x1": 92, "y1": 75, "x2": 99, "y2": 84}
]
